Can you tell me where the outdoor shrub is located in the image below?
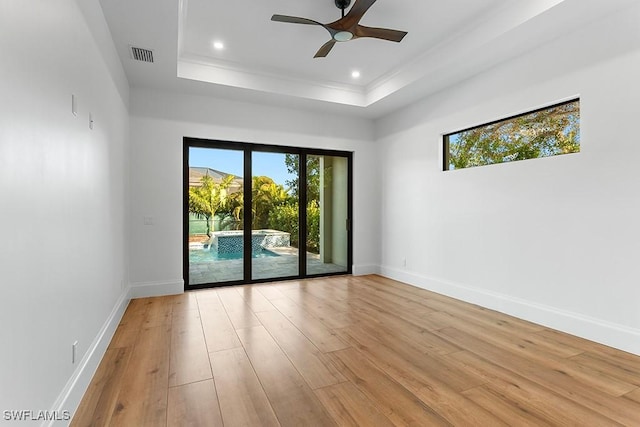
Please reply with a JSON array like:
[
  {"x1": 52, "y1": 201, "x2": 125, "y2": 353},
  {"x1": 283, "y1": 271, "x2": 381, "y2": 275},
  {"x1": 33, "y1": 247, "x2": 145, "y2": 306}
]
[{"x1": 268, "y1": 200, "x2": 320, "y2": 253}]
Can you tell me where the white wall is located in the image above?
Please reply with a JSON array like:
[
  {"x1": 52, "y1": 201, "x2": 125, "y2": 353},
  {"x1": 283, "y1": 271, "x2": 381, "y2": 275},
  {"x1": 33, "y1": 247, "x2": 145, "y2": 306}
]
[
  {"x1": 376, "y1": 4, "x2": 640, "y2": 355},
  {"x1": 0, "y1": 0, "x2": 130, "y2": 420},
  {"x1": 129, "y1": 88, "x2": 379, "y2": 295}
]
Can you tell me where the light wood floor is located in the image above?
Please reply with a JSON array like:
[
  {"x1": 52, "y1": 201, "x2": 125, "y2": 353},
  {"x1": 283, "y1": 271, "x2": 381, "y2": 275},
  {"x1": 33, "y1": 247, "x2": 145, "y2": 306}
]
[{"x1": 72, "y1": 275, "x2": 640, "y2": 426}]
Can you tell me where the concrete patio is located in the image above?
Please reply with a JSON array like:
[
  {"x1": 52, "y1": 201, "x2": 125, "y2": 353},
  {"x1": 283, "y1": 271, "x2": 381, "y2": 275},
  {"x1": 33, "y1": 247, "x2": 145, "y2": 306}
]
[{"x1": 188, "y1": 247, "x2": 347, "y2": 285}]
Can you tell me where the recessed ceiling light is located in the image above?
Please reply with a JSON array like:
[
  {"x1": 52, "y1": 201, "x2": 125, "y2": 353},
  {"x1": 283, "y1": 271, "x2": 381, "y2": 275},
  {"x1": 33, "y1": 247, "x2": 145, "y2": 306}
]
[
  {"x1": 213, "y1": 41, "x2": 225, "y2": 50},
  {"x1": 351, "y1": 71, "x2": 361, "y2": 79}
]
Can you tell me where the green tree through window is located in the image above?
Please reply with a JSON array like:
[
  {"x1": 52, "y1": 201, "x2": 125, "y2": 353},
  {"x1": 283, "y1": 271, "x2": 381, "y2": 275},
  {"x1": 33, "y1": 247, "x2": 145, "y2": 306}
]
[{"x1": 444, "y1": 99, "x2": 580, "y2": 170}]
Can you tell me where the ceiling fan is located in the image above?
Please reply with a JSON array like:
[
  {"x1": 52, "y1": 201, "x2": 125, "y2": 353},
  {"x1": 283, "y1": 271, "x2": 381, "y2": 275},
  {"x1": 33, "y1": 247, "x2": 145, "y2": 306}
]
[{"x1": 271, "y1": 0, "x2": 408, "y2": 58}]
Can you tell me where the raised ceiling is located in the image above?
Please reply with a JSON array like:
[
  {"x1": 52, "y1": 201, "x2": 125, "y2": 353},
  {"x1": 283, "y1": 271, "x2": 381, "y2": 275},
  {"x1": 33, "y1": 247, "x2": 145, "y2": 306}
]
[{"x1": 99, "y1": 0, "x2": 636, "y2": 118}]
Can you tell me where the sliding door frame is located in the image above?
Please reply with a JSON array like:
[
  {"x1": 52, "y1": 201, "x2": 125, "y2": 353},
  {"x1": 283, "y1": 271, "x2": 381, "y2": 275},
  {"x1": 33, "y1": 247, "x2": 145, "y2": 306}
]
[{"x1": 183, "y1": 137, "x2": 353, "y2": 290}]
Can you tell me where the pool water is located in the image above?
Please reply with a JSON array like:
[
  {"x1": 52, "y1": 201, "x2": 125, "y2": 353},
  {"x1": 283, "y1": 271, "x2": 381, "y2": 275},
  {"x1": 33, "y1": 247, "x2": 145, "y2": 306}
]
[{"x1": 189, "y1": 248, "x2": 279, "y2": 263}]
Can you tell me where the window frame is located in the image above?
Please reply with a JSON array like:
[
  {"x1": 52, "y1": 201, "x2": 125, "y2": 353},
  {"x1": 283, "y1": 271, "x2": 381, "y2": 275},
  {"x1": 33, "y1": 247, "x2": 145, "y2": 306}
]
[
  {"x1": 443, "y1": 98, "x2": 580, "y2": 171},
  {"x1": 183, "y1": 137, "x2": 354, "y2": 290}
]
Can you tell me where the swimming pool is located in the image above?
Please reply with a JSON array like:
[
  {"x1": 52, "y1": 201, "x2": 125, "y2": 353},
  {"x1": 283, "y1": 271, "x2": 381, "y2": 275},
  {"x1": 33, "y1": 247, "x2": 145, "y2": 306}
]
[
  {"x1": 211, "y1": 229, "x2": 290, "y2": 254},
  {"x1": 189, "y1": 247, "x2": 279, "y2": 263}
]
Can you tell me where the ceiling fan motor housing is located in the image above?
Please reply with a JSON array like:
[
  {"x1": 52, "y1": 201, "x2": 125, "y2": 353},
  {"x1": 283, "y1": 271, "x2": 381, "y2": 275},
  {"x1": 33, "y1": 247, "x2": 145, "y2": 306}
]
[
  {"x1": 271, "y1": 0, "x2": 408, "y2": 58},
  {"x1": 335, "y1": 0, "x2": 351, "y2": 10}
]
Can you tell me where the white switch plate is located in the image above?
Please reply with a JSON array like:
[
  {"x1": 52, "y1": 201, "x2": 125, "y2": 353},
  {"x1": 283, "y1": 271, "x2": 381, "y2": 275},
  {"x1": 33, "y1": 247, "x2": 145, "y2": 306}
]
[
  {"x1": 89, "y1": 113, "x2": 94, "y2": 130},
  {"x1": 72, "y1": 341, "x2": 78, "y2": 364},
  {"x1": 72, "y1": 94, "x2": 77, "y2": 116}
]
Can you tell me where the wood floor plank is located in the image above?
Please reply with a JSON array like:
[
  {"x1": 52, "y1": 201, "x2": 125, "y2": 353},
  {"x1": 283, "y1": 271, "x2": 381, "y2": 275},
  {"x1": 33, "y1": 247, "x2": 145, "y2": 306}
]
[
  {"x1": 279, "y1": 288, "x2": 355, "y2": 329},
  {"x1": 535, "y1": 328, "x2": 640, "y2": 364},
  {"x1": 516, "y1": 329, "x2": 584, "y2": 359},
  {"x1": 193, "y1": 288, "x2": 220, "y2": 302},
  {"x1": 350, "y1": 301, "x2": 462, "y2": 355},
  {"x1": 71, "y1": 347, "x2": 132, "y2": 427},
  {"x1": 234, "y1": 285, "x2": 277, "y2": 313},
  {"x1": 428, "y1": 311, "x2": 637, "y2": 396},
  {"x1": 197, "y1": 292, "x2": 242, "y2": 352},
  {"x1": 361, "y1": 275, "x2": 503, "y2": 315},
  {"x1": 333, "y1": 327, "x2": 506, "y2": 426},
  {"x1": 314, "y1": 382, "x2": 394, "y2": 427},
  {"x1": 625, "y1": 388, "x2": 640, "y2": 403},
  {"x1": 426, "y1": 310, "x2": 583, "y2": 359},
  {"x1": 327, "y1": 347, "x2": 450, "y2": 426},
  {"x1": 114, "y1": 299, "x2": 152, "y2": 335},
  {"x1": 141, "y1": 296, "x2": 173, "y2": 328},
  {"x1": 254, "y1": 283, "x2": 290, "y2": 301},
  {"x1": 335, "y1": 323, "x2": 483, "y2": 392},
  {"x1": 298, "y1": 279, "x2": 362, "y2": 312},
  {"x1": 167, "y1": 380, "x2": 223, "y2": 427},
  {"x1": 451, "y1": 350, "x2": 621, "y2": 426},
  {"x1": 170, "y1": 291, "x2": 199, "y2": 315},
  {"x1": 169, "y1": 309, "x2": 212, "y2": 387},
  {"x1": 569, "y1": 351, "x2": 640, "y2": 387},
  {"x1": 109, "y1": 325, "x2": 171, "y2": 427},
  {"x1": 349, "y1": 294, "x2": 441, "y2": 334},
  {"x1": 280, "y1": 282, "x2": 350, "y2": 308},
  {"x1": 121, "y1": 298, "x2": 151, "y2": 321},
  {"x1": 268, "y1": 280, "x2": 306, "y2": 291},
  {"x1": 255, "y1": 309, "x2": 345, "y2": 389},
  {"x1": 462, "y1": 385, "x2": 554, "y2": 427},
  {"x1": 348, "y1": 281, "x2": 438, "y2": 317},
  {"x1": 236, "y1": 326, "x2": 336, "y2": 426},
  {"x1": 108, "y1": 320, "x2": 141, "y2": 349},
  {"x1": 356, "y1": 275, "x2": 494, "y2": 315},
  {"x1": 217, "y1": 287, "x2": 263, "y2": 330},
  {"x1": 348, "y1": 297, "x2": 448, "y2": 335},
  {"x1": 422, "y1": 298, "x2": 544, "y2": 334},
  {"x1": 170, "y1": 293, "x2": 201, "y2": 326},
  {"x1": 269, "y1": 297, "x2": 349, "y2": 353},
  {"x1": 210, "y1": 347, "x2": 280, "y2": 427},
  {"x1": 437, "y1": 327, "x2": 640, "y2": 425}
]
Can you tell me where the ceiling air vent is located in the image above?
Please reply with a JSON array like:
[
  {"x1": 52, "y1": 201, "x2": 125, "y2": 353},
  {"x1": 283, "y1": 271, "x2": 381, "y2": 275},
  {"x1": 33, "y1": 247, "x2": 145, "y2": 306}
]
[{"x1": 130, "y1": 46, "x2": 154, "y2": 63}]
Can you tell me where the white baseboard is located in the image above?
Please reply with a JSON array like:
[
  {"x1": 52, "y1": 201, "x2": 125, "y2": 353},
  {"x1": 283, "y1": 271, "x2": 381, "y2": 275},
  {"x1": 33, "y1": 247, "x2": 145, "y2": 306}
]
[
  {"x1": 353, "y1": 264, "x2": 380, "y2": 276},
  {"x1": 48, "y1": 288, "x2": 131, "y2": 427},
  {"x1": 129, "y1": 279, "x2": 184, "y2": 298},
  {"x1": 380, "y1": 265, "x2": 640, "y2": 356}
]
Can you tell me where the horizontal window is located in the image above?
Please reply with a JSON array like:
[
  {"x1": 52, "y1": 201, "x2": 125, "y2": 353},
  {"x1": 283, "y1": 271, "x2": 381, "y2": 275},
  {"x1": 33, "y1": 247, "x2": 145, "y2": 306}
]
[{"x1": 444, "y1": 99, "x2": 580, "y2": 170}]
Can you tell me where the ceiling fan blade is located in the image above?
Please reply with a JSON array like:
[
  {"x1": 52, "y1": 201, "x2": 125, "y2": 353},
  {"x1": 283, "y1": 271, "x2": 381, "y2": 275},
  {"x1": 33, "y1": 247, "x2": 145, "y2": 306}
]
[
  {"x1": 271, "y1": 14, "x2": 323, "y2": 26},
  {"x1": 314, "y1": 40, "x2": 336, "y2": 58},
  {"x1": 340, "y1": 0, "x2": 377, "y2": 28},
  {"x1": 355, "y1": 25, "x2": 407, "y2": 42}
]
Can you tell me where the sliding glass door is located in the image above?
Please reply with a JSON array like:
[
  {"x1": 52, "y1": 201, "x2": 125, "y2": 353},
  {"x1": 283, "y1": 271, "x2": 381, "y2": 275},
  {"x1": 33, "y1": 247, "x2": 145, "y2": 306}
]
[
  {"x1": 251, "y1": 151, "x2": 300, "y2": 281},
  {"x1": 184, "y1": 139, "x2": 352, "y2": 289},
  {"x1": 186, "y1": 146, "x2": 244, "y2": 285},
  {"x1": 306, "y1": 155, "x2": 349, "y2": 275}
]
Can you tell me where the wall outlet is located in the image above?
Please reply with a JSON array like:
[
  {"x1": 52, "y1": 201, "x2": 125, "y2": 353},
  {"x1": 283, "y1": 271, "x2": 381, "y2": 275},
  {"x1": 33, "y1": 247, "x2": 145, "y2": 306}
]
[
  {"x1": 402, "y1": 258, "x2": 407, "y2": 268},
  {"x1": 72, "y1": 341, "x2": 78, "y2": 364},
  {"x1": 143, "y1": 216, "x2": 154, "y2": 225}
]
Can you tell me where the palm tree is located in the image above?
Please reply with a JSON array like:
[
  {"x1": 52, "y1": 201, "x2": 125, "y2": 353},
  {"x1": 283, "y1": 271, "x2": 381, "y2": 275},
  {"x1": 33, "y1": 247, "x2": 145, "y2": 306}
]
[
  {"x1": 227, "y1": 191, "x2": 244, "y2": 230},
  {"x1": 189, "y1": 174, "x2": 235, "y2": 236},
  {"x1": 251, "y1": 176, "x2": 288, "y2": 229}
]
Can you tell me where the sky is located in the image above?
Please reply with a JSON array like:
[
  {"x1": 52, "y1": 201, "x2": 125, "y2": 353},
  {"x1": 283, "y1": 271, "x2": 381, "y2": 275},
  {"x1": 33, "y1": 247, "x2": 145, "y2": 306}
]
[{"x1": 189, "y1": 147, "x2": 297, "y2": 187}]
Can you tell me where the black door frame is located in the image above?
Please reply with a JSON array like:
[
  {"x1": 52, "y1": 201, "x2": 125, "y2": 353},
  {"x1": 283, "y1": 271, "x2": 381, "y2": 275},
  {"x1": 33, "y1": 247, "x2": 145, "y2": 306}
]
[{"x1": 183, "y1": 137, "x2": 353, "y2": 290}]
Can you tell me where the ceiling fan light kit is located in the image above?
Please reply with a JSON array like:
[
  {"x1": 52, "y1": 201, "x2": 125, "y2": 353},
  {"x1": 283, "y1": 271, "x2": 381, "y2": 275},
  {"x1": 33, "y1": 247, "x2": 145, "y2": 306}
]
[
  {"x1": 271, "y1": 0, "x2": 407, "y2": 58},
  {"x1": 334, "y1": 31, "x2": 353, "y2": 42}
]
